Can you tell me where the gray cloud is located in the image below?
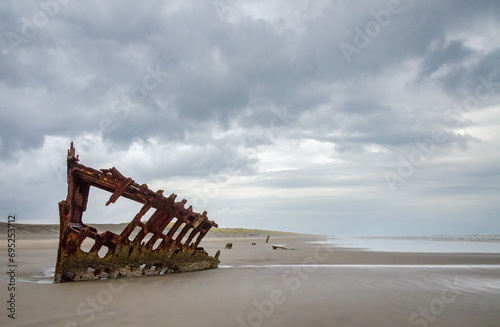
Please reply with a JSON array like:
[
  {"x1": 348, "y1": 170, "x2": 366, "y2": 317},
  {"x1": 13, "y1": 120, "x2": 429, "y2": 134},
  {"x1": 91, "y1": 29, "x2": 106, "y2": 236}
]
[{"x1": 0, "y1": 0, "x2": 499, "y2": 235}]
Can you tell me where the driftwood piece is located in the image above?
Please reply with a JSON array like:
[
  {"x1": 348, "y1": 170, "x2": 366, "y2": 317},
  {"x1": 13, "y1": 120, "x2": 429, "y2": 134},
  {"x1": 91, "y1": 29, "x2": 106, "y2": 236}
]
[
  {"x1": 271, "y1": 245, "x2": 295, "y2": 250},
  {"x1": 54, "y1": 142, "x2": 220, "y2": 282}
]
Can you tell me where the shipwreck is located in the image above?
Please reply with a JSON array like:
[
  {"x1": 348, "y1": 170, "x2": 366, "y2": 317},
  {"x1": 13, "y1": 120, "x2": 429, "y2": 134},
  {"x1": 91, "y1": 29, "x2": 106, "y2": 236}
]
[{"x1": 54, "y1": 143, "x2": 220, "y2": 282}]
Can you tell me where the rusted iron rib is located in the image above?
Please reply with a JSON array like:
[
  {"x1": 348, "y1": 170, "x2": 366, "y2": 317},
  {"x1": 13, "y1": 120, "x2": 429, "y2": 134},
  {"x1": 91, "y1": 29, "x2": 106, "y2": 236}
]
[
  {"x1": 54, "y1": 142, "x2": 220, "y2": 283},
  {"x1": 106, "y1": 177, "x2": 134, "y2": 206}
]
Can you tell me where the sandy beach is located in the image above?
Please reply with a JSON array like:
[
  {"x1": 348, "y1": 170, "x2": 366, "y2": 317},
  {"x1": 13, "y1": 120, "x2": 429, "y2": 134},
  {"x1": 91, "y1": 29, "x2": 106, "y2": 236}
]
[{"x1": 1, "y1": 233, "x2": 500, "y2": 327}]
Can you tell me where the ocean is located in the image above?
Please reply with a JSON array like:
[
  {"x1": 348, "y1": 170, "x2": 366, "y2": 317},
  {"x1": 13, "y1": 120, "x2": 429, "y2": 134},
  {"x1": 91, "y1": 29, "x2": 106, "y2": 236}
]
[{"x1": 315, "y1": 235, "x2": 500, "y2": 253}]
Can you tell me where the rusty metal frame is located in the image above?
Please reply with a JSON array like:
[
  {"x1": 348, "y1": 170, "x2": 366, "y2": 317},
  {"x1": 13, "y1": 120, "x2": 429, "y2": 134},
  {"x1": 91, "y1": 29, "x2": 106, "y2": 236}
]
[{"x1": 54, "y1": 143, "x2": 219, "y2": 282}]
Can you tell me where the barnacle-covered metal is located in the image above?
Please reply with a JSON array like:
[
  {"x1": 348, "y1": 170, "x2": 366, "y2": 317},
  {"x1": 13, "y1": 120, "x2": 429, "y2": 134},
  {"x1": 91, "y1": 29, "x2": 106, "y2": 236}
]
[{"x1": 54, "y1": 143, "x2": 219, "y2": 282}]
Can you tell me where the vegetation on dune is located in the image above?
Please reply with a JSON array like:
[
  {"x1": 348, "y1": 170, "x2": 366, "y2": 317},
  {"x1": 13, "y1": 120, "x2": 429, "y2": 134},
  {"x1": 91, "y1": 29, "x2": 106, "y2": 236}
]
[{"x1": 0, "y1": 222, "x2": 300, "y2": 238}]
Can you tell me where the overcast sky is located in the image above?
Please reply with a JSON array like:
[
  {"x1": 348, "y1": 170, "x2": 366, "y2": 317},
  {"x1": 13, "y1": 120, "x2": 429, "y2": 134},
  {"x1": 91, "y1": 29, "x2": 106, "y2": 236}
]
[{"x1": 1, "y1": 0, "x2": 499, "y2": 236}]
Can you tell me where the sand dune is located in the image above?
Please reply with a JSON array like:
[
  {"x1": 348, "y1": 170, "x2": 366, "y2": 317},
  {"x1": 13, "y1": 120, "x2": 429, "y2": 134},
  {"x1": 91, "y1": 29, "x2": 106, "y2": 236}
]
[{"x1": 0, "y1": 222, "x2": 299, "y2": 239}]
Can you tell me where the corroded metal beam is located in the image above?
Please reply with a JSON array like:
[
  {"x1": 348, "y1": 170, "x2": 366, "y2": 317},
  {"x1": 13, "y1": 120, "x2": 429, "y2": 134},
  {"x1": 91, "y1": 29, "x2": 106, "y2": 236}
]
[{"x1": 54, "y1": 142, "x2": 220, "y2": 282}]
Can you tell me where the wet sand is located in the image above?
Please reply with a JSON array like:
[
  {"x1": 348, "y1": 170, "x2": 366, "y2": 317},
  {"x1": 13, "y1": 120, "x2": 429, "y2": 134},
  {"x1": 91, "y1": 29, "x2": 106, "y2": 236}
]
[{"x1": 1, "y1": 235, "x2": 500, "y2": 326}]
